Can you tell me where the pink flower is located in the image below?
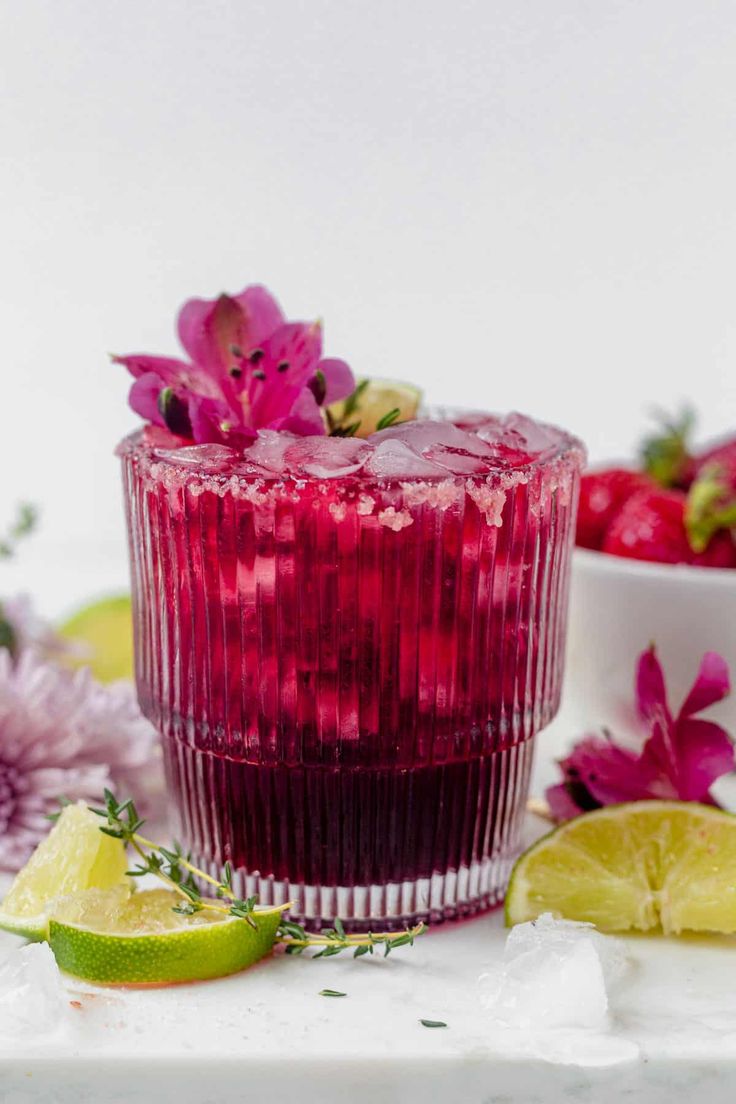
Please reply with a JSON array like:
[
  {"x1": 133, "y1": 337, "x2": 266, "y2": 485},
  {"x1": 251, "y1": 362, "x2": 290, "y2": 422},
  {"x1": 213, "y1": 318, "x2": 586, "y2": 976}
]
[
  {"x1": 114, "y1": 285, "x2": 355, "y2": 447},
  {"x1": 546, "y1": 647, "x2": 734, "y2": 821},
  {"x1": 0, "y1": 594, "x2": 73, "y2": 662},
  {"x1": 0, "y1": 649, "x2": 159, "y2": 871}
]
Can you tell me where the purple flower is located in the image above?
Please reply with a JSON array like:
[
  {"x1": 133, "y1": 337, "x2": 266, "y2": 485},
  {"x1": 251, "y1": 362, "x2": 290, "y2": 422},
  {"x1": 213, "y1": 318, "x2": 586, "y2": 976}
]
[
  {"x1": 0, "y1": 649, "x2": 159, "y2": 871},
  {"x1": 547, "y1": 646, "x2": 734, "y2": 821},
  {"x1": 114, "y1": 285, "x2": 355, "y2": 447},
  {"x1": 0, "y1": 594, "x2": 73, "y2": 662}
]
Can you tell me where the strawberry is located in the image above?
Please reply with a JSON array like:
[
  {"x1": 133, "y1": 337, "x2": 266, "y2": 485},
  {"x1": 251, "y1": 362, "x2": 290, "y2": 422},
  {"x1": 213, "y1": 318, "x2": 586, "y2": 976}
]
[
  {"x1": 602, "y1": 485, "x2": 736, "y2": 568},
  {"x1": 576, "y1": 468, "x2": 656, "y2": 550},
  {"x1": 602, "y1": 489, "x2": 693, "y2": 564},
  {"x1": 690, "y1": 528, "x2": 736, "y2": 568}
]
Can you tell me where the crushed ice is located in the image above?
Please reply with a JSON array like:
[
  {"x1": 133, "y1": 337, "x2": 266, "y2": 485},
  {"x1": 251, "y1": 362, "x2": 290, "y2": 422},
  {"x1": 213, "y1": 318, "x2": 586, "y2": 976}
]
[
  {"x1": 0, "y1": 943, "x2": 71, "y2": 1038},
  {"x1": 479, "y1": 914, "x2": 639, "y2": 1066}
]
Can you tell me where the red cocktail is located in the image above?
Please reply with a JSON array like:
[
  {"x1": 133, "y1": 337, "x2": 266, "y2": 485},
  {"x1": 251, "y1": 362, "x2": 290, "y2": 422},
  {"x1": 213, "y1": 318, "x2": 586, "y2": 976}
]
[{"x1": 121, "y1": 413, "x2": 583, "y2": 929}]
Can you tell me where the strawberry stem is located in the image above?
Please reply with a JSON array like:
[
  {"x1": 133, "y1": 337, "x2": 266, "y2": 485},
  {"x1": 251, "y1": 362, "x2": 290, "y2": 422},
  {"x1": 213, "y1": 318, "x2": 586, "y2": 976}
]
[
  {"x1": 685, "y1": 465, "x2": 736, "y2": 553},
  {"x1": 640, "y1": 407, "x2": 695, "y2": 489}
]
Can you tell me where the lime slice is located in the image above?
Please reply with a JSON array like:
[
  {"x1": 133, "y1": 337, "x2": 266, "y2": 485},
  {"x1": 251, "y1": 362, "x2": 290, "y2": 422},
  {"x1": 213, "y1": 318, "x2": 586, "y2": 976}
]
[
  {"x1": 48, "y1": 886, "x2": 284, "y2": 984},
  {"x1": 0, "y1": 803, "x2": 128, "y2": 941},
  {"x1": 506, "y1": 800, "x2": 736, "y2": 935},
  {"x1": 59, "y1": 594, "x2": 134, "y2": 683},
  {"x1": 328, "y1": 379, "x2": 422, "y2": 438}
]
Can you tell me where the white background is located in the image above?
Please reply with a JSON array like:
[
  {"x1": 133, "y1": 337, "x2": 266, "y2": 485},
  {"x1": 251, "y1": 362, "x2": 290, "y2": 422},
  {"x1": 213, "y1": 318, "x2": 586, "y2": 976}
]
[{"x1": 2, "y1": 0, "x2": 736, "y2": 612}]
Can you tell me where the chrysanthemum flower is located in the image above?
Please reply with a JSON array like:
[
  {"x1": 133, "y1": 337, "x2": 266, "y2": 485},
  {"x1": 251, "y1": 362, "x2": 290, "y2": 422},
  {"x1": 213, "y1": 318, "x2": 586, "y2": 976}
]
[
  {"x1": 0, "y1": 649, "x2": 158, "y2": 871},
  {"x1": 0, "y1": 594, "x2": 72, "y2": 661}
]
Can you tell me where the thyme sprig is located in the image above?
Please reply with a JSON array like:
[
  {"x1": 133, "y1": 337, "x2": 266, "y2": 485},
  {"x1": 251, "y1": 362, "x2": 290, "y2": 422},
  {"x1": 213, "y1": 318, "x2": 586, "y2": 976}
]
[
  {"x1": 90, "y1": 791, "x2": 426, "y2": 957},
  {"x1": 327, "y1": 379, "x2": 367, "y2": 437},
  {"x1": 0, "y1": 502, "x2": 37, "y2": 560},
  {"x1": 277, "y1": 917, "x2": 425, "y2": 958},
  {"x1": 326, "y1": 381, "x2": 406, "y2": 438}
]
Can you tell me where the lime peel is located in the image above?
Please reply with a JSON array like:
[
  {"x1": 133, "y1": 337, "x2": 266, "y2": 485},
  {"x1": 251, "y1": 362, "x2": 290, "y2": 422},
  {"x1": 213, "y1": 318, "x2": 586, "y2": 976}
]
[
  {"x1": 47, "y1": 887, "x2": 285, "y2": 985},
  {"x1": 1, "y1": 793, "x2": 426, "y2": 984}
]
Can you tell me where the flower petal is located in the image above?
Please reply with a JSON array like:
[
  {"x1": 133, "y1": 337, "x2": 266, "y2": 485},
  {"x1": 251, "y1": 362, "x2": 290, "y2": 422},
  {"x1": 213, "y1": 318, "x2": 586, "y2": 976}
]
[
  {"x1": 113, "y1": 354, "x2": 191, "y2": 383},
  {"x1": 187, "y1": 395, "x2": 232, "y2": 445},
  {"x1": 636, "y1": 646, "x2": 672, "y2": 726},
  {"x1": 128, "y1": 373, "x2": 165, "y2": 427},
  {"x1": 247, "y1": 323, "x2": 323, "y2": 427},
  {"x1": 0, "y1": 647, "x2": 160, "y2": 869},
  {"x1": 275, "y1": 387, "x2": 327, "y2": 436},
  {"x1": 545, "y1": 782, "x2": 586, "y2": 822},
  {"x1": 319, "y1": 358, "x2": 355, "y2": 405},
  {"x1": 547, "y1": 734, "x2": 649, "y2": 820},
  {"x1": 233, "y1": 285, "x2": 286, "y2": 345},
  {"x1": 119, "y1": 286, "x2": 353, "y2": 443},
  {"x1": 640, "y1": 715, "x2": 732, "y2": 803},
  {"x1": 177, "y1": 294, "x2": 247, "y2": 382},
  {"x1": 265, "y1": 321, "x2": 323, "y2": 379},
  {"x1": 678, "y1": 652, "x2": 731, "y2": 719}
]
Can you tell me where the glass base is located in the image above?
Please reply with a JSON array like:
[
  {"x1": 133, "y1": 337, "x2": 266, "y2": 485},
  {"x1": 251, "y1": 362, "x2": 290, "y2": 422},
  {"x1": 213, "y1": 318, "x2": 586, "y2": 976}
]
[{"x1": 194, "y1": 853, "x2": 517, "y2": 932}]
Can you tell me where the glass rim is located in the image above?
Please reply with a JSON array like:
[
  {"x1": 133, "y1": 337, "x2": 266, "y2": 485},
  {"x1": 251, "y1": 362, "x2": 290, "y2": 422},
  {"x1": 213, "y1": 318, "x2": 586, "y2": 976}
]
[{"x1": 117, "y1": 417, "x2": 586, "y2": 487}]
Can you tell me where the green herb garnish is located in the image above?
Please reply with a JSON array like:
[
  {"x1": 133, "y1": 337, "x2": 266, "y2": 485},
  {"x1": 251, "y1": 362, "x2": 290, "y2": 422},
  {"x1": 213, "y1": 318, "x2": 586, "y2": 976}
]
[
  {"x1": 91, "y1": 791, "x2": 425, "y2": 957},
  {"x1": 375, "y1": 407, "x2": 401, "y2": 431},
  {"x1": 0, "y1": 502, "x2": 37, "y2": 560}
]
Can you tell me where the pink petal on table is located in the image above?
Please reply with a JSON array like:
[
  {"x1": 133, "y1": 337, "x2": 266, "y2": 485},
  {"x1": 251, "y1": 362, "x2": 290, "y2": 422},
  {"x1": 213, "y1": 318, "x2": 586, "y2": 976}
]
[
  {"x1": 672, "y1": 718, "x2": 735, "y2": 801},
  {"x1": 545, "y1": 734, "x2": 648, "y2": 819},
  {"x1": 636, "y1": 646, "x2": 672, "y2": 725},
  {"x1": 679, "y1": 652, "x2": 731, "y2": 719},
  {"x1": 545, "y1": 782, "x2": 585, "y2": 822}
]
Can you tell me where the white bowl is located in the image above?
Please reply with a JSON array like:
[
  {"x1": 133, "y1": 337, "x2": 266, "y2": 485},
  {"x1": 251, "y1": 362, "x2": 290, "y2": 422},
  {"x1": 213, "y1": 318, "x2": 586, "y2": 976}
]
[{"x1": 565, "y1": 549, "x2": 736, "y2": 734}]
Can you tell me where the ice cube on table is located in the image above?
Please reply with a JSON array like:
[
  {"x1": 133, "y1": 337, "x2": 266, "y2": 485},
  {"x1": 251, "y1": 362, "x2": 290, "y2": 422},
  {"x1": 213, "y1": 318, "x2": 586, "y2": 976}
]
[
  {"x1": 478, "y1": 914, "x2": 638, "y2": 1067},
  {"x1": 481, "y1": 913, "x2": 626, "y2": 1030},
  {"x1": 0, "y1": 943, "x2": 70, "y2": 1038}
]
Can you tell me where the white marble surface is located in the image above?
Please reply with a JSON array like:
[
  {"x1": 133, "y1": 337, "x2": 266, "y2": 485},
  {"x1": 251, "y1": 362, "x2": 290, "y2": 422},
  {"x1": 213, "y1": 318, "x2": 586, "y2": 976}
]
[
  {"x1": 2, "y1": 877, "x2": 736, "y2": 1103},
  {"x1": 3, "y1": 717, "x2": 736, "y2": 1104}
]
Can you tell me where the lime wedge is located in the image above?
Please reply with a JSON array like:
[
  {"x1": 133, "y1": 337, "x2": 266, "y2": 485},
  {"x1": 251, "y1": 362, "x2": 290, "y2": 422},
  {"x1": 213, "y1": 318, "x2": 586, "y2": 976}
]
[
  {"x1": 59, "y1": 594, "x2": 134, "y2": 683},
  {"x1": 0, "y1": 803, "x2": 129, "y2": 941},
  {"x1": 506, "y1": 800, "x2": 736, "y2": 935},
  {"x1": 48, "y1": 887, "x2": 284, "y2": 984},
  {"x1": 328, "y1": 379, "x2": 422, "y2": 438}
]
